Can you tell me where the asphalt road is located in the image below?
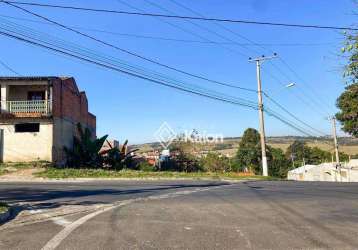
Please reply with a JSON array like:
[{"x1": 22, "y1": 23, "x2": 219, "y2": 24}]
[{"x1": 1, "y1": 180, "x2": 358, "y2": 250}]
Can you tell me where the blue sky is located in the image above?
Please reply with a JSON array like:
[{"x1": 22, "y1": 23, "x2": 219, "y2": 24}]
[{"x1": 0, "y1": 0, "x2": 355, "y2": 143}]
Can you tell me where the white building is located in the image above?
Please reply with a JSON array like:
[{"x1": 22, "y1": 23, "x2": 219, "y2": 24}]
[{"x1": 288, "y1": 160, "x2": 358, "y2": 182}]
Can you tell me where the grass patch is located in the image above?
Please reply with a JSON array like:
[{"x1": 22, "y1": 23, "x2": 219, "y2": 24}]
[
  {"x1": 0, "y1": 162, "x2": 50, "y2": 176},
  {"x1": 0, "y1": 202, "x2": 9, "y2": 213},
  {"x1": 35, "y1": 168, "x2": 277, "y2": 181}
]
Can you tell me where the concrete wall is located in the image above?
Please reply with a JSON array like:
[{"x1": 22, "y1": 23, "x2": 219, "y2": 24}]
[
  {"x1": 0, "y1": 121, "x2": 53, "y2": 162},
  {"x1": 288, "y1": 162, "x2": 358, "y2": 182},
  {"x1": 52, "y1": 117, "x2": 78, "y2": 164}
]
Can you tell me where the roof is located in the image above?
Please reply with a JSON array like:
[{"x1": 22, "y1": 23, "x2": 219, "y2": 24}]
[{"x1": 0, "y1": 76, "x2": 71, "y2": 81}]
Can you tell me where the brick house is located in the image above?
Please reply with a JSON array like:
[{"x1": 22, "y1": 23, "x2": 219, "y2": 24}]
[{"x1": 0, "y1": 76, "x2": 96, "y2": 164}]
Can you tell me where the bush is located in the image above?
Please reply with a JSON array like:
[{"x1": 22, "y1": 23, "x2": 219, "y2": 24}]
[
  {"x1": 162, "y1": 141, "x2": 203, "y2": 172},
  {"x1": 137, "y1": 161, "x2": 156, "y2": 172},
  {"x1": 268, "y1": 148, "x2": 291, "y2": 178},
  {"x1": 200, "y1": 152, "x2": 231, "y2": 173}
]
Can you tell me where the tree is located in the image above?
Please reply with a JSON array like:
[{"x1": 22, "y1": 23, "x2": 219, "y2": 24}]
[
  {"x1": 336, "y1": 32, "x2": 358, "y2": 137},
  {"x1": 336, "y1": 83, "x2": 358, "y2": 137},
  {"x1": 200, "y1": 152, "x2": 231, "y2": 173},
  {"x1": 235, "y1": 128, "x2": 262, "y2": 174},
  {"x1": 341, "y1": 32, "x2": 358, "y2": 85},
  {"x1": 306, "y1": 147, "x2": 331, "y2": 165},
  {"x1": 268, "y1": 147, "x2": 290, "y2": 178},
  {"x1": 235, "y1": 128, "x2": 292, "y2": 177},
  {"x1": 285, "y1": 140, "x2": 310, "y2": 167}
]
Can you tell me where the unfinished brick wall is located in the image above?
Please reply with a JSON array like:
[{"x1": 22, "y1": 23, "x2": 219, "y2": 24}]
[{"x1": 52, "y1": 77, "x2": 96, "y2": 137}]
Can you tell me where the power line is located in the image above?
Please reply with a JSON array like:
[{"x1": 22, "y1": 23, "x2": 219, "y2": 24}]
[
  {"x1": 0, "y1": 28, "x2": 324, "y2": 139},
  {"x1": 116, "y1": 0, "x2": 218, "y2": 46},
  {"x1": 1, "y1": 0, "x2": 343, "y2": 117},
  {"x1": 0, "y1": 16, "x2": 259, "y2": 109},
  {"x1": 116, "y1": 0, "x2": 249, "y2": 58},
  {"x1": 163, "y1": 1, "x2": 335, "y2": 116},
  {"x1": 0, "y1": 17, "x2": 258, "y2": 107},
  {"x1": 0, "y1": 24, "x2": 327, "y2": 139},
  {"x1": 117, "y1": 0, "x2": 333, "y2": 123},
  {"x1": 3, "y1": 1, "x2": 256, "y2": 93},
  {"x1": 277, "y1": 57, "x2": 334, "y2": 112},
  {"x1": 142, "y1": 0, "x2": 250, "y2": 57},
  {"x1": 1, "y1": 1, "x2": 356, "y2": 31},
  {"x1": 0, "y1": 58, "x2": 20, "y2": 75},
  {"x1": 265, "y1": 108, "x2": 329, "y2": 140},
  {"x1": 166, "y1": 0, "x2": 262, "y2": 57},
  {"x1": 0, "y1": 30, "x2": 259, "y2": 109},
  {"x1": 263, "y1": 92, "x2": 328, "y2": 137},
  {"x1": 162, "y1": 0, "x2": 331, "y2": 136},
  {"x1": 262, "y1": 67, "x2": 329, "y2": 117},
  {"x1": 0, "y1": 14, "x2": 336, "y2": 46},
  {"x1": 0, "y1": 1, "x2": 332, "y2": 139}
]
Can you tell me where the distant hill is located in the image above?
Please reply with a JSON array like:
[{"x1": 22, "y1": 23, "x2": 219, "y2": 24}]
[{"x1": 132, "y1": 136, "x2": 358, "y2": 156}]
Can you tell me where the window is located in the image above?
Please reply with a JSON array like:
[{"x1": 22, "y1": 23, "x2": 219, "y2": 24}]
[
  {"x1": 28, "y1": 91, "x2": 45, "y2": 101},
  {"x1": 15, "y1": 123, "x2": 40, "y2": 133}
]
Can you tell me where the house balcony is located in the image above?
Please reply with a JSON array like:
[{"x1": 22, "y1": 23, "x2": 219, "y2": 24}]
[
  {"x1": 0, "y1": 82, "x2": 53, "y2": 119},
  {"x1": 3, "y1": 100, "x2": 52, "y2": 117}
]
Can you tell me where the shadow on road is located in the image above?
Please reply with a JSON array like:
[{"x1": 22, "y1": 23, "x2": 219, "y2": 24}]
[{"x1": 0, "y1": 182, "x2": 229, "y2": 221}]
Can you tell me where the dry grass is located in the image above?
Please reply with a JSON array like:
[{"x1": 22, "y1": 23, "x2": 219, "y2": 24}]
[
  {"x1": 136, "y1": 138, "x2": 358, "y2": 157},
  {"x1": 269, "y1": 142, "x2": 358, "y2": 156}
]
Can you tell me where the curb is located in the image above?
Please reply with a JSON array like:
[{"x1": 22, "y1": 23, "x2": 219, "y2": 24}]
[{"x1": 0, "y1": 206, "x2": 13, "y2": 225}]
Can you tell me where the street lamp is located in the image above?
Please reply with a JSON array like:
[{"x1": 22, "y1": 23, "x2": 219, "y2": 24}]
[
  {"x1": 265, "y1": 82, "x2": 296, "y2": 99},
  {"x1": 285, "y1": 83, "x2": 296, "y2": 88}
]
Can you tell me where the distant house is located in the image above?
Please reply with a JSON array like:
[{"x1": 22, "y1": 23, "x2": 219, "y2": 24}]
[{"x1": 0, "y1": 76, "x2": 96, "y2": 164}]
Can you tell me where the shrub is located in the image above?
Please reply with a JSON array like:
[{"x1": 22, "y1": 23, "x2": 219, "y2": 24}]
[
  {"x1": 137, "y1": 161, "x2": 156, "y2": 172},
  {"x1": 64, "y1": 123, "x2": 107, "y2": 168},
  {"x1": 200, "y1": 152, "x2": 231, "y2": 173}
]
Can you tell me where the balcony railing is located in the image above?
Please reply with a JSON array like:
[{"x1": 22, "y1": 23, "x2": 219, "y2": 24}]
[{"x1": 5, "y1": 100, "x2": 52, "y2": 115}]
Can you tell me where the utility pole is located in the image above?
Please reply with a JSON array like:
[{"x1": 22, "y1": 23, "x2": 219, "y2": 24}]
[
  {"x1": 249, "y1": 54, "x2": 277, "y2": 176},
  {"x1": 331, "y1": 116, "x2": 340, "y2": 165}
]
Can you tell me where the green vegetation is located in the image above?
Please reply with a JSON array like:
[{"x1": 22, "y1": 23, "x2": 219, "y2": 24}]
[
  {"x1": 336, "y1": 83, "x2": 358, "y2": 137},
  {"x1": 64, "y1": 123, "x2": 108, "y2": 168},
  {"x1": 0, "y1": 162, "x2": 46, "y2": 176},
  {"x1": 233, "y1": 128, "x2": 348, "y2": 178},
  {"x1": 336, "y1": 31, "x2": 358, "y2": 137},
  {"x1": 137, "y1": 161, "x2": 156, "y2": 172},
  {"x1": 38, "y1": 122, "x2": 354, "y2": 180},
  {"x1": 35, "y1": 168, "x2": 275, "y2": 180},
  {"x1": 234, "y1": 128, "x2": 290, "y2": 177},
  {"x1": 0, "y1": 202, "x2": 9, "y2": 213},
  {"x1": 235, "y1": 128, "x2": 262, "y2": 174},
  {"x1": 269, "y1": 148, "x2": 291, "y2": 179},
  {"x1": 160, "y1": 141, "x2": 203, "y2": 172},
  {"x1": 64, "y1": 123, "x2": 136, "y2": 169},
  {"x1": 200, "y1": 152, "x2": 231, "y2": 173}
]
